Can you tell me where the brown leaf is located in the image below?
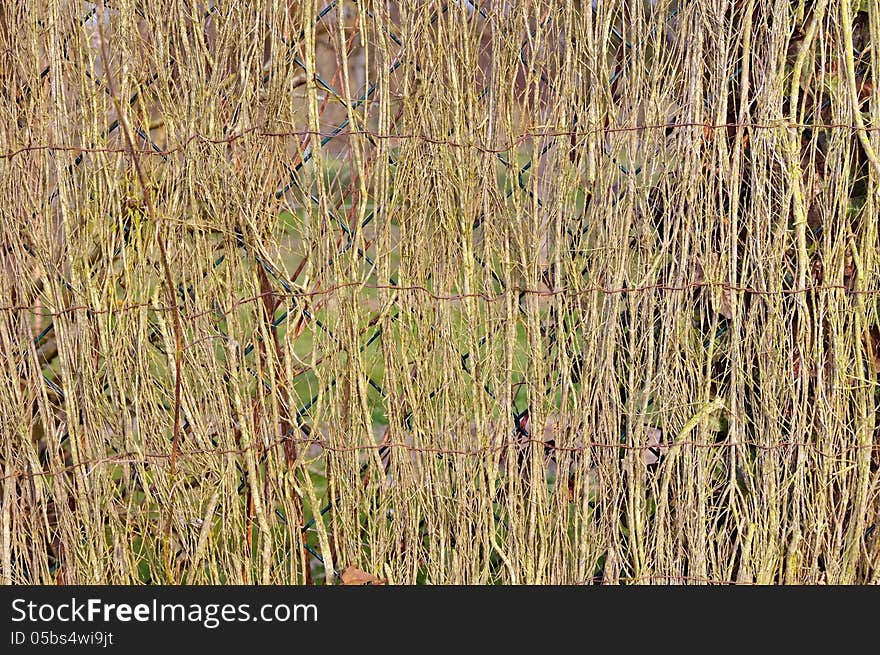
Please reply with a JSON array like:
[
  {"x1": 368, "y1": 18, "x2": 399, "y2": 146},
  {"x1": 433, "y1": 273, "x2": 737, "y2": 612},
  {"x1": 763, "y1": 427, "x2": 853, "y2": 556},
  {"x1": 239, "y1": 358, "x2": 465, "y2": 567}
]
[
  {"x1": 864, "y1": 326, "x2": 880, "y2": 372},
  {"x1": 362, "y1": 426, "x2": 393, "y2": 488},
  {"x1": 340, "y1": 565, "x2": 386, "y2": 586},
  {"x1": 642, "y1": 427, "x2": 669, "y2": 466}
]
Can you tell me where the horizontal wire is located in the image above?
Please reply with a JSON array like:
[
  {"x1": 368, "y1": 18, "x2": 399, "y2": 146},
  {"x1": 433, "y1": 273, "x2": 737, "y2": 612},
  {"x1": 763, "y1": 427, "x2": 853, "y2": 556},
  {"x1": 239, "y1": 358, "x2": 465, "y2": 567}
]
[
  {"x1": 1, "y1": 280, "x2": 875, "y2": 319},
  {"x1": 2, "y1": 120, "x2": 878, "y2": 160},
  {"x1": 3, "y1": 434, "x2": 874, "y2": 483}
]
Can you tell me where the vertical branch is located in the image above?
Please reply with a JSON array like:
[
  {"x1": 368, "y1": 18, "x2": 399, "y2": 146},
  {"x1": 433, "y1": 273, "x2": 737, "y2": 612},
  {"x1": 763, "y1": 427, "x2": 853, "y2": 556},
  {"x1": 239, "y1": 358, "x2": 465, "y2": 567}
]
[{"x1": 95, "y1": 3, "x2": 185, "y2": 582}]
